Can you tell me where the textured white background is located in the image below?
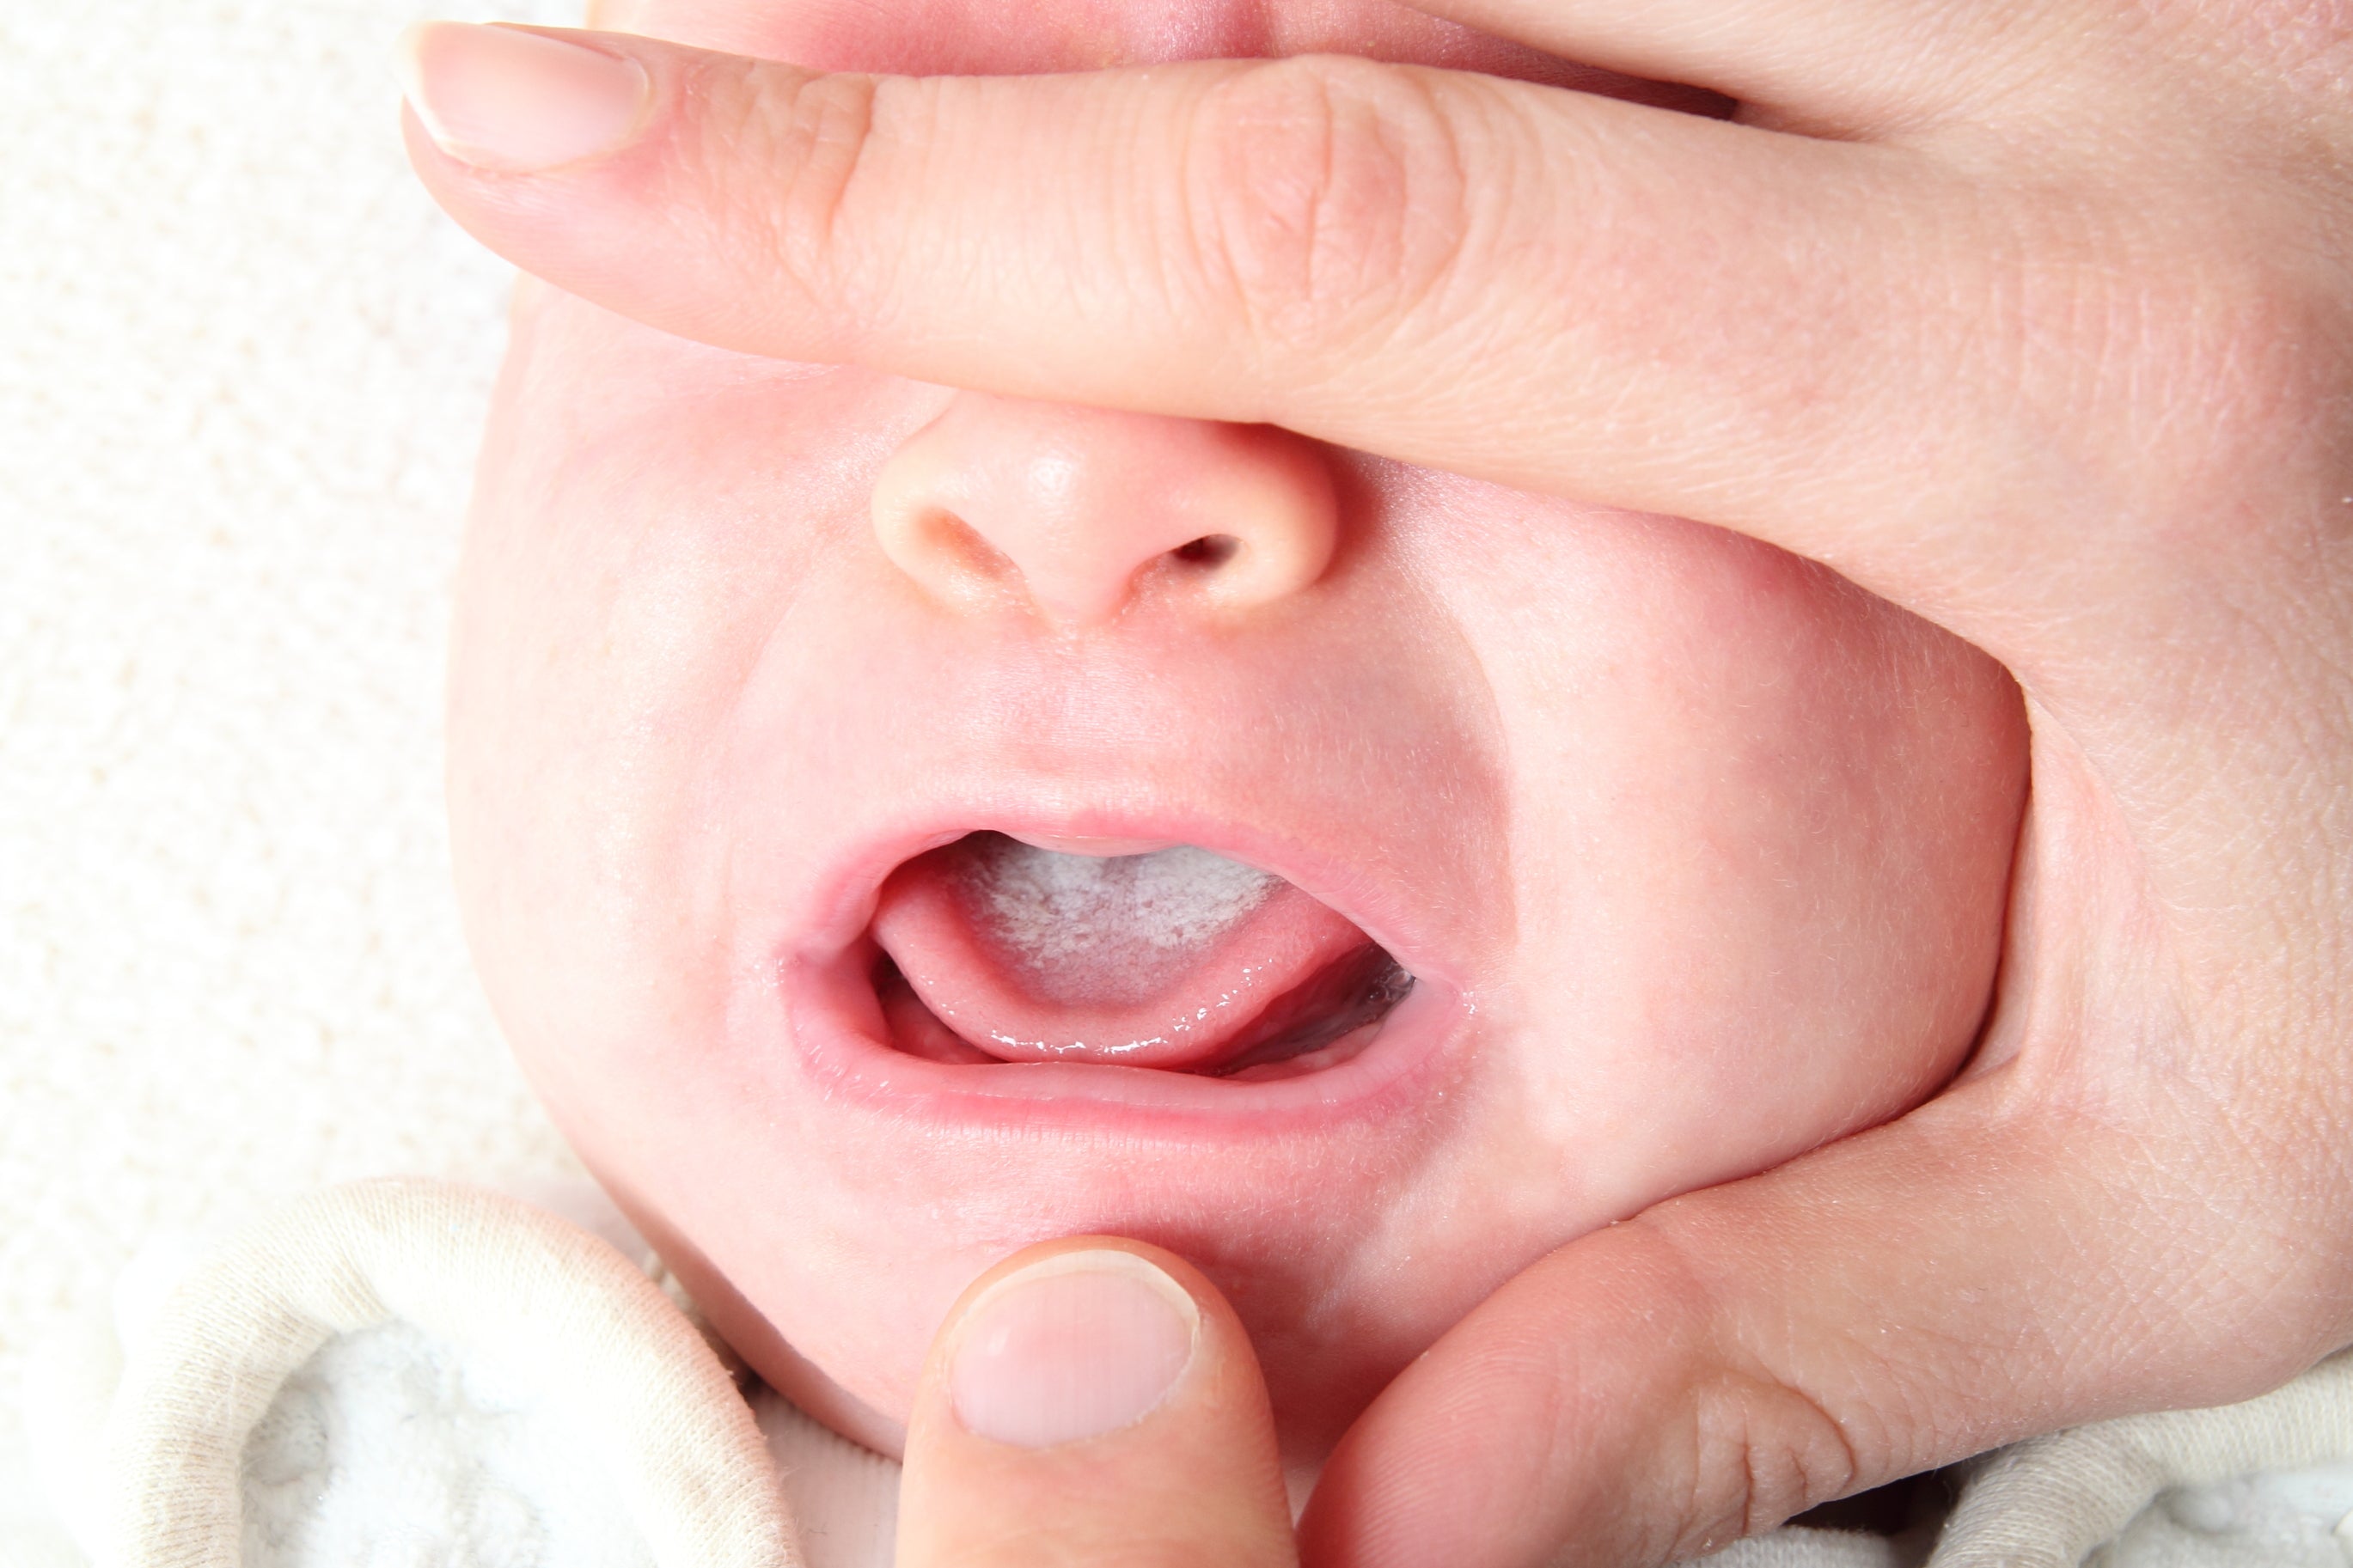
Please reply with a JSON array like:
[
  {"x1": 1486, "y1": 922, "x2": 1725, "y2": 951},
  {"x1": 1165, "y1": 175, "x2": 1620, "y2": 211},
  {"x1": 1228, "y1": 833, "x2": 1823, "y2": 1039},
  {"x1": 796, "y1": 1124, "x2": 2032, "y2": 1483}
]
[{"x1": 0, "y1": 0, "x2": 584, "y2": 1478}]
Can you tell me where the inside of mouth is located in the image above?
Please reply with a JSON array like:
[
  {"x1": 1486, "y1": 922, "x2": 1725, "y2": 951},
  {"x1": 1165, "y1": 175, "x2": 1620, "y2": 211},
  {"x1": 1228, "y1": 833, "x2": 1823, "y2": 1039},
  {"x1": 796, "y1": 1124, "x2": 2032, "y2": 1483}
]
[{"x1": 867, "y1": 832, "x2": 1413, "y2": 1079}]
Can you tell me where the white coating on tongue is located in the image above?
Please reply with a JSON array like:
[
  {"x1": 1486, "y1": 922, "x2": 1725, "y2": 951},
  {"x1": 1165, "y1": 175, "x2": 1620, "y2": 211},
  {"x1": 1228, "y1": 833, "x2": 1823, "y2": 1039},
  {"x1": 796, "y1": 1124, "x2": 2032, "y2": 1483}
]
[{"x1": 959, "y1": 837, "x2": 1280, "y2": 1004}]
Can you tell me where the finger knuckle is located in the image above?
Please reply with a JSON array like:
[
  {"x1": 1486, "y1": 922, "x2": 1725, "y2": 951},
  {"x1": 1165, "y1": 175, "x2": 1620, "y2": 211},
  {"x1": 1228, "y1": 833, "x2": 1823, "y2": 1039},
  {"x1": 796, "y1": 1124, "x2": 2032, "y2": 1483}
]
[
  {"x1": 1676, "y1": 1372, "x2": 1863, "y2": 1558},
  {"x1": 2159, "y1": 249, "x2": 2339, "y2": 475},
  {"x1": 683, "y1": 55, "x2": 884, "y2": 314},
  {"x1": 2055, "y1": 209, "x2": 2346, "y2": 532},
  {"x1": 1183, "y1": 55, "x2": 1475, "y2": 364}
]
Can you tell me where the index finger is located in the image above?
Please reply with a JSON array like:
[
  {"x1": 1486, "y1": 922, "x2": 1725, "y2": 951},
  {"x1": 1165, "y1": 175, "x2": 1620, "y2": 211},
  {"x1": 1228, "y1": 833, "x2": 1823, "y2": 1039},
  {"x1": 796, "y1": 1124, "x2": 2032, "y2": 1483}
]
[{"x1": 396, "y1": 23, "x2": 2019, "y2": 631}]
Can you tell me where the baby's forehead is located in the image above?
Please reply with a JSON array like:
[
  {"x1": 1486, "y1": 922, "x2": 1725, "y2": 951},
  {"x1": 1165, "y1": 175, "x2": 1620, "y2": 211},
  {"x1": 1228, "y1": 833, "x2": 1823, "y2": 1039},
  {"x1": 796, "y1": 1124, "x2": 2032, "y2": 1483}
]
[{"x1": 590, "y1": 0, "x2": 1628, "y2": 88}]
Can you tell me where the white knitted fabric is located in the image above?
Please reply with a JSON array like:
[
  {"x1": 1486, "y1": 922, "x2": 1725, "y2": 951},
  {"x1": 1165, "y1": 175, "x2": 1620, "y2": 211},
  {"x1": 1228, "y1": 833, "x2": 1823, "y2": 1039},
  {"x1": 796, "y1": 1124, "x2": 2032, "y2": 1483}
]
[
  {"x1": 30, "y1": 1181, "x2": 798, "y2": 1568},
  {"x1": 1932, "y1": 1361, "x2": 2353, "y2": 1568},
  {"x1": 15, "y1": 1181, "x2": 887, "y2": 1568}
]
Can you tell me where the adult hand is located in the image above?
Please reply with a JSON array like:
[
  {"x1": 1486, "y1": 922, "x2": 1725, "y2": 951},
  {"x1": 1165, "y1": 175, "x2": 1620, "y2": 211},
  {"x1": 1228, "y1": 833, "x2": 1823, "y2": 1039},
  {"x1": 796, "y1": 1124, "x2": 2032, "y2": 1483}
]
[
  {"x1": 396, "y1": 9, "x2": 2353, "y2": 1565},
  {"x1": 893, "y1": 1237, "x2": 1295, "y2": 1566}
]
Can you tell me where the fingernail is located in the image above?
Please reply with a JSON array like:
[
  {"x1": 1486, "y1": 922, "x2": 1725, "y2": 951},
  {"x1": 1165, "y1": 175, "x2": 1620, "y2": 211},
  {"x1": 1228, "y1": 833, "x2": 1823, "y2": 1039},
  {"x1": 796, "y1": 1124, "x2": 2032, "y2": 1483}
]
[
  {"x1": 950, "y1": 1250, "x2": 1200, "y2": 1448},
  {"x1": 396, "y1": 21, "x2": 649, "y2": 174}
]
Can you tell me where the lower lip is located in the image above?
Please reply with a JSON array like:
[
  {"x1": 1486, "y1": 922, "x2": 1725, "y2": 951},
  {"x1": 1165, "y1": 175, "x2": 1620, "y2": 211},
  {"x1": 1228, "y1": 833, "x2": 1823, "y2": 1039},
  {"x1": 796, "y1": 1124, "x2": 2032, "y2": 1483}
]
[{"x1": 779, "y1": 946, "x2": 1472, "y2": 1138}]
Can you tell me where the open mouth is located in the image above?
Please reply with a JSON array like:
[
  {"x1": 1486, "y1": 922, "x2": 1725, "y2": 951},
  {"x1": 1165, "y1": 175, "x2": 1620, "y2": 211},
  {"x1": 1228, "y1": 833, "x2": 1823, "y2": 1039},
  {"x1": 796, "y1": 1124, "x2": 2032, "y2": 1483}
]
[{"x1": 866, "y1": 833, "x2": 1415, "y2": 1081}]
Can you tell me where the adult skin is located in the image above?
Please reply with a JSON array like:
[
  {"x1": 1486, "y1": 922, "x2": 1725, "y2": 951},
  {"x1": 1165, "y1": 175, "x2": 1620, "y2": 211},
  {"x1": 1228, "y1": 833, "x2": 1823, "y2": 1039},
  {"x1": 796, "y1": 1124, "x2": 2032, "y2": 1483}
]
[{"x1": 397, "y1": 3, "x2": 2353, "y2": 1563}]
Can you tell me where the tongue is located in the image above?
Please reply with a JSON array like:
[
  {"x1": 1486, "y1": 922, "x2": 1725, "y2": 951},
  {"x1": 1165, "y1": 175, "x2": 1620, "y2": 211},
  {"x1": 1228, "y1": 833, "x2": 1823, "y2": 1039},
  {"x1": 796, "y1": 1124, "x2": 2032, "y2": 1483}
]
[{"x1": 871, "y1": 833, "x2": 1375, "y2": 1070}]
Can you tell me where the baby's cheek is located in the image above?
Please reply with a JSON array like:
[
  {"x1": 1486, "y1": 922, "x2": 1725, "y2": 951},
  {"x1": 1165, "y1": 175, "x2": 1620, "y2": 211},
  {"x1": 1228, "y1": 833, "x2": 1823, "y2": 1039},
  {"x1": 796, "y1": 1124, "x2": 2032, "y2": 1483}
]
[
  {"x1": 1437, "y1": 491, "x2": 2025, "y2": 1214},
  {"x1": 449, "y1": 298, "x2": 901, "y2": 1092}
]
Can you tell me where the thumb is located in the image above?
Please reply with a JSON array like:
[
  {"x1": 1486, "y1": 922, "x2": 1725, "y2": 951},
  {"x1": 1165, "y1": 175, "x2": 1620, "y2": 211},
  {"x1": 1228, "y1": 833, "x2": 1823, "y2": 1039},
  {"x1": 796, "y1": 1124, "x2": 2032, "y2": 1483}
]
[
  {"x1": 895, "y1": 1238, "x2": 1298, "y2": 1568},
  {"x1": 1296, "y1": 1075, "x2": 2332, "y2": 1567}
]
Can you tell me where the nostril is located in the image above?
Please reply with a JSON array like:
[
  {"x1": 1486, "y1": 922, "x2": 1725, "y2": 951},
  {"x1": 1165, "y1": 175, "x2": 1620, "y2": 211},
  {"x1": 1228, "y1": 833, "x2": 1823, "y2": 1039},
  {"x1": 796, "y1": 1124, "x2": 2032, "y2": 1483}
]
[
  {"x1": 871, "y1": 396, "x2": 1338, "y2": 624},
  {"x1": 1173, "y1": 534, "x2": 1242, "y2": 568},
  {"x1": 926, "y1": 510, "x2": 998, "y2": 566},
  {"x1": 907, "y1": 509, "x2": 1023, "y2": 600}
]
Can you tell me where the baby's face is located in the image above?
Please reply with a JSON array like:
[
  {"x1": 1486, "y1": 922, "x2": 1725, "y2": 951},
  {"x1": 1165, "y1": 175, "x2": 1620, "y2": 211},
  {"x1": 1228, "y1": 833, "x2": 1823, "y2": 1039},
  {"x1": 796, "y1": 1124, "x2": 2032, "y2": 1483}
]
[{"x1": 449, "y1": 0, "x2": 2028, "y2": 1461}]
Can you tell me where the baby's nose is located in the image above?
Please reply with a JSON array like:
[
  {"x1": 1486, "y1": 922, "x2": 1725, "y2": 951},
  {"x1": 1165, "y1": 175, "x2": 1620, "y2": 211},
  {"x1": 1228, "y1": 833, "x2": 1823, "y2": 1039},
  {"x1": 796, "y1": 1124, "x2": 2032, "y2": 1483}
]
[{"x1": 871, "y1": 394, "x2": 1338, "y2": 627}]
